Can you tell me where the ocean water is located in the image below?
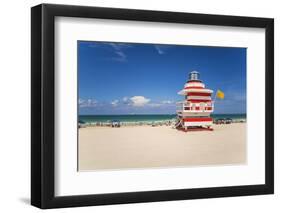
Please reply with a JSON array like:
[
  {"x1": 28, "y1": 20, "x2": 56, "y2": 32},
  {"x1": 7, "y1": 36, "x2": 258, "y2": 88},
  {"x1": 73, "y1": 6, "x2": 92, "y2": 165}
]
[{"x1": 79, "y1": 114, "x2": 246, "y2": 124}]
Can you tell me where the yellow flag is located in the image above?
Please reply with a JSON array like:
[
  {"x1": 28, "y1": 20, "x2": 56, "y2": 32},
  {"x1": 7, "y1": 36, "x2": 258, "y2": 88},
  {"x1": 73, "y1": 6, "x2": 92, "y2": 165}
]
[{"x1": 216, "y1": 90, "x2": 224, "y2": 99}]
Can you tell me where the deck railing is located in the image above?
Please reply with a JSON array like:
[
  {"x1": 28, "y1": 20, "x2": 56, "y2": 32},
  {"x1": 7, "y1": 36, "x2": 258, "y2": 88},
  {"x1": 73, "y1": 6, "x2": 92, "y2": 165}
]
[{"x1": 176, "y1": 101, "x2": 214, "y2": 113}]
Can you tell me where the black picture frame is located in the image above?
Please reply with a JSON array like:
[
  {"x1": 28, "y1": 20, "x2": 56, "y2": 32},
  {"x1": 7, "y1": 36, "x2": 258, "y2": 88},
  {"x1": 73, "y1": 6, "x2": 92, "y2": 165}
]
[{"x1": 31, "y1": 3, "x2": 274, "y2": 209}]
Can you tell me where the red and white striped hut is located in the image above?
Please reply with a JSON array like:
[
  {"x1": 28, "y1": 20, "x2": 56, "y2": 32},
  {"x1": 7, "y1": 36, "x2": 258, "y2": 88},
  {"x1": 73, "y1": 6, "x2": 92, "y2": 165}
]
[{"x1": 176, "y1": 71, "x2": 214, "y2": 131}]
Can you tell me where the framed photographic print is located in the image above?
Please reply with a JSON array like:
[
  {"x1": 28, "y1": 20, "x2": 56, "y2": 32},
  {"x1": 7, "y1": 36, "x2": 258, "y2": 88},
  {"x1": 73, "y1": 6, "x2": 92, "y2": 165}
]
[{"x1": 31, "y1": 4, "x2": 274, "y2": 209}]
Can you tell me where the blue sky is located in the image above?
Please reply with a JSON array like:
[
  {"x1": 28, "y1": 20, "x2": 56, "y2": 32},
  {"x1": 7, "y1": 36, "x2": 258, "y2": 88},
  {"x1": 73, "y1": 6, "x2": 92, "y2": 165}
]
[{"x1": 78, "y1": 41, "x2": 246, "y2": 115}]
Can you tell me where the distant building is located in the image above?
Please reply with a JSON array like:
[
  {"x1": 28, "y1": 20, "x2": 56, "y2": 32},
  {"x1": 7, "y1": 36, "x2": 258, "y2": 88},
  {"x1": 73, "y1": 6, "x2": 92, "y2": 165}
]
[{"x1": 176, "y1": 71, "x2": 214, "y2": 131}]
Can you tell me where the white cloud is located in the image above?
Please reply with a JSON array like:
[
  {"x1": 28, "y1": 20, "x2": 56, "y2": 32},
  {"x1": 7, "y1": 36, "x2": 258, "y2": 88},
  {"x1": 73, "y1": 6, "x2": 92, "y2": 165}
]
[
  {"x1": 108, "y1": 43, "x2": 132, "y2": 62},
  {"x1": 79, "y1": 98, "x2": 98, "y2": 108},
  {"x1": 88, "y1": 42, "x2": 132, "y2": 62},
  {"x1": 148, "y1": 100, "x2": 174, "y2": 108},
  {"x1": 113, "y1": 51, "x2": 127, "y2": 62},
  {"x1": 111, "y1": 99, "x2": 119, "y2": 106},
  {"x1": 78, "y1": 98, "x2": 84, "y2": 105},
  {"x1": 79, "y1": 96, "x2": 175, "y2": 110},
  {"x1": 108, "y1": 43, "x2": 132, "y2": 49},
  {"x1": 122, "y1": 97, "x2": 129, "y2": 102},
  {"x1": 154, "y1": 44, "x2": 169, "y2": 55},
  {"x1": 154, "y1": 45, "x2": 165, "y2": 54},
  {"x1": 129, "y1": 96, "x2": 150, "y2": 107},
  {"x1": 122, "y1": 96, "x2": 130, "y2": 104},
  {"x1": 161, "y1": 100, "x2": 173, "y2": 104},
  {"x1": 148, "y1": 103, "x2": 162, "y2": 107}
]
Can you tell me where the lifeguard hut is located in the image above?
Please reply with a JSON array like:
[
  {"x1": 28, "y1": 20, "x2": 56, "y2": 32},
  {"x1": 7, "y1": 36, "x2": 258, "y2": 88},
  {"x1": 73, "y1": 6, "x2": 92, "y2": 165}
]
[{"x1": 176, "y1": 71, "x2": 214, "y2": 131}]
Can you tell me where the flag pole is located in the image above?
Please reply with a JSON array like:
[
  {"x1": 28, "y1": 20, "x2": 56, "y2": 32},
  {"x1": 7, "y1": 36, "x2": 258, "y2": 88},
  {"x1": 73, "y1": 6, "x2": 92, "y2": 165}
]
[{"x1": 213, "y1": 90, "x2": 218, "y2": 103}]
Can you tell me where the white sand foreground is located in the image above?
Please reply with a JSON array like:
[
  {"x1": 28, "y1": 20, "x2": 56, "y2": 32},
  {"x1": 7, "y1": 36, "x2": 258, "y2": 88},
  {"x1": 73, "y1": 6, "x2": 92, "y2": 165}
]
[{"x1": 78, "y1": 123, "x2": 246, "y2": 171}]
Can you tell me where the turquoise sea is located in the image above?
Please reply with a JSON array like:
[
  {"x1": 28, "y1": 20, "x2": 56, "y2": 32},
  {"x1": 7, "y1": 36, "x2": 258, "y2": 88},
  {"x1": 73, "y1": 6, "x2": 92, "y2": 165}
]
[{"x1": 79, "y1": 114, "x2": 246, "y2": 124}]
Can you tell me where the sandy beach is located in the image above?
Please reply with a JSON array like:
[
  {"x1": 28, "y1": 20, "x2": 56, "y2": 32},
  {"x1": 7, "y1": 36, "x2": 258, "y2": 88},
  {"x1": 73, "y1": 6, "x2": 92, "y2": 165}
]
[{"x1": 78, "y1": 123, "x2": 246, "y2": 171}]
